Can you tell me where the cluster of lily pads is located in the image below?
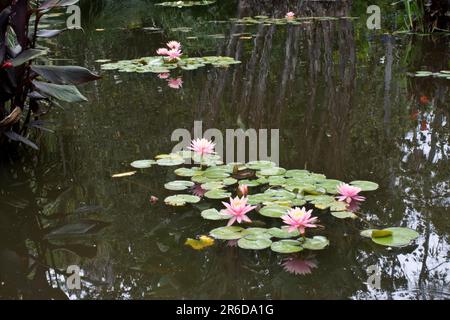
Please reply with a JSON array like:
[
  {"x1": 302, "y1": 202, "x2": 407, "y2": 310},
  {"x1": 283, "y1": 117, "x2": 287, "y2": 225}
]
[
  {"x1": 125, "y1": 146, "x2": 419, "y2": 252},
  {"x1": 225, "y1": 15, "x2": 357, "y2": 26},
  {"x1": 101, "y1": 56, "x2": 240, "y2": 74},
  {"x1": 408, "y1": 70, "x2": 450, "y2": 80},
  {"x1": 156, "y1": 1, "x2": 216, "y2": 8}
]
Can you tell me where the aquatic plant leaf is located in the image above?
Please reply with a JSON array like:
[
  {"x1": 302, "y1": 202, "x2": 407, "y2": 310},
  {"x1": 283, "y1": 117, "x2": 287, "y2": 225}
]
[
  {"x1": 204, "y1": 189, "x2": 231, "y2": 199},
  {"x1": 372, "y1": 230, "x2": 393, "y2": 238},
  {"x1": 238, "y1": 179, "x2": 261, "y2": 187},
  {"x1": 302, "y1": 236, "x2": 329, "y2": 250},
  {"x1": 271, "y1": 240, "x2": 303, "y2": 253},
  {"x1": 156, "y1": 1, "x2": 216, "y2": 8},
  {"x1": 331, "y1": 211, "x2": 357, "y2": 219},
  {"x1": 268, "y1": 227, "x2": 300, "y2": 239},
  {"x1": 44, "y1": 219, "x2": 108, "y2": 240},
  {"x1": 237, "y1": 237, "x2": 272, "y2": 250},
  {"x1": 350, "y1": 180, "x2": 379, "y2": 191},
  {"x1": 32, "y1": 81, "x2": 87, "y2": 102},
  {"x1": 259, "y1": 167, "x2": 286, "y2": 176},
  {"x1": 365, "y1": 227, "x2": 419, "y2": 247},
  {"x1": 222, "y1": 178, "x2": 238, "y2": 186},
  {"x1": 156, "y1": 155, "x2": 185, "y2": 166},
  {"x1": 174, "y1": 167, "x2": 202, "y2": 177},
  {"x1": 259, "y1": 205, "x2": 289, "y2": 218},
  {"x1": 201, "y1": 208, "x2": 230, "y2": 220},
  {"x1": 210, "y1": 226, "x2": 244, "y2": 240},
  {"x1": 246, "y1": 160, "x2": 276, "y2": 170},
  {"x1": 12, "y1": 49, "x2": 47, "y2": 67},
  {"x1": 201, "y1": 181, "x2": 224, "y2": 190},
  {"x1": 3, "y1": 131, "x2": 39, "y2": 150},
  {"x1": 164, "y1": 180, "x2": 195, "y2": 191},
  {"x1": 284, "y1": 169, "x2": 310, "y2": 178},
  {"x1": 164, "y1": 194, "x2": 200, "y2": 206},
  {"x1": 130, "y1": 160, "x2": 156, "y2": 169},
  {"x1": 31, "y1": 65, "x2": 101, "y2": 85},
  {"x1": 185, "y1": 236, "x2": 214, "y2": 250}
]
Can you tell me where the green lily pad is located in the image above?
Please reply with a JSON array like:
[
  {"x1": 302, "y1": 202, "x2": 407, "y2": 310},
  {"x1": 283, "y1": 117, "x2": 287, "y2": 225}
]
[
  {"x1": 174, "y1": 167, "x2": 202, "y2": 177},
  {"x1": 331, "y1": 211, "x2": 357, "y2": 219},
  {"x1": 268, "y1": 227, "x2": 300, "y2": 239},
  {"x1": 164, "y1": 194, "x2": 200, "y2": 206},
  {"x1": 284, "y1": 169, "x2": 310, "y2": 178},
  {"x1": 238, "y1": 179, "x2": 261, "y2": 187},
  {"x1": 156, "y1": 153, "x2": 185, "y2": 166},
  {"x1": 204, "y1": 189, "x2": 232, "y2": 199},
  {"x1": 201, "y1": 181, "x2": 224, "y2": 190},
  {"x1": 350, "y1": 180, "x2": 379, "y2": 191},
  {"x1": 259, "y1": 167, "x2": 286, "y2": 176},
  {"x1": 237, "y1": 237, "x2": 272, "y2": 250},
  {"x1": 210, "y1": 226, "x2": 244, "y2": 240},
  {"x1": 201, "y1": 208, "x2": 230, "y2": 220},
  {"x1": 164, "y1": 180, "x2": 195, "y2": 191},
  {"x1": 270, "y1": 240, "x2": 303, "y2": 253},
  {"x1": 302, "y1": 236, "x2": 329, "y2": 250},
  {"x1": 130, "y1": 160, "x2": 156, "y2": 169},
  {"x1": 246, "y1": 160, "x2": 276, "y2": 170},
  {"x1": 223, "y1": 177, "x2": 238, "y2": 186},
  {"x1": 259, "y1": 205, "x2": 289, "y2": 218},
  {"x1": 363, "y1": 227, "x2": 419, "y2": 247}
]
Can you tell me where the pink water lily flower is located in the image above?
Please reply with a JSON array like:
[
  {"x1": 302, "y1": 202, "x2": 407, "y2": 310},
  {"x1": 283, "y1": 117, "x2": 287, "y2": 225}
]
[
  {"x1": 158, "y1": 72, "x2": 170, "y2": 79},
  {"x1": 336, "y1": 183, "x2": 366, "y2": 204},
  {"x1": 188, "y1": 138, "x2": 215, "y2": 156},
  {"x1": 282, "y1": 257, "x2": 318, "y2": 276},
  {"x1": 166, "y1": 49, "x2": 182, "y2": 61},
  {"x1": 222, "y1": 196, "x2": 257, "y2": 226},
  {"x1": 238, "y1": 184, "x2": 248, "y2": 197},
  {"x1": 281, "y1": 207, "x2": 318, "y2": 235},
  {"x1": 286, "y1": 11, "x2": 295, "y2": 19},
  {"x1": 167, "y1": 77, "x2": 183, "y2": 89},
  {"x1": 156, "y1": 48, "x2": 169, "y2": 55},
  {"x1": 167, "y1": 41, "x2": 181, "y2": 50}
]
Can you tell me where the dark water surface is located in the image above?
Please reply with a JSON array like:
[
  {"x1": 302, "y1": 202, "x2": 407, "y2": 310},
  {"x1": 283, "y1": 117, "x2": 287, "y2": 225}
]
[{"x1": 0, "y1": 1, "x2": 449, "y2": 299}]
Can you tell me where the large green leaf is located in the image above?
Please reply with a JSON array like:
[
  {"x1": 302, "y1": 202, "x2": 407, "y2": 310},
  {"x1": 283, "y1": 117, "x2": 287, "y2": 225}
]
[
  {"x1": 268, "y1": 227, "x2": 300, "y2": 239},
  {"x1": 365, "y1": 227, "x2": 419, "y2": 247},
  {"x1": 259, "y1": 205, "x2": 289, "y2": 218},
  {"x1": 350, "y1": 180, "x2": 379, "y2": 191},
  {"x1": 271, "y1": 240, "x2": 303, "y2": 253},
  {"x1": 201, "y1": 208, "x2": 230, "y2": 220},
  {"x1": 130, "y1": 160, "x2": 156, "y2": 169},
  {"x1": 237, "y1": 237, "x2": 272, "y2": 250},
  {"x1": 164, "y1": 195, "x2": 200, "y2": 206},
  {"x1": 164, "y1": 180, "x2": 195, "y2": 191},
  {"x1": 32, "y1": 65, "x2": 101, "y2": 85},
  {"x1": 12, "y1": 49, "x2": 47, "y2": 67},
  {"x1": 32, "y1": 81, "x2": 87, "y2": 102},
  {"x1": 204, "y1": 189, "x2": 231, "y2": 199},
  {"x1": 210, "y1": 226, "x2": 244, "y2": 240},
  {"x1": 302, "y1": 236, "x2": 329, "y2": 250}
]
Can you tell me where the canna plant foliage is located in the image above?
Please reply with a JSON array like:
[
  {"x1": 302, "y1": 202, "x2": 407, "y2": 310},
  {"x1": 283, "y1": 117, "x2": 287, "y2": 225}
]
[{"x1": 0, "y1": 0, "x2": 100, "y2": 151}]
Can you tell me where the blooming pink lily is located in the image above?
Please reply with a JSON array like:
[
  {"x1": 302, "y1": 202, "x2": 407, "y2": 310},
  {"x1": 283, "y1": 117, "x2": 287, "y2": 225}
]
[
  {"x1": 166, "y1": 49, "x2": 182, "y2": 61},
  {"x1": 167, "y1": 41, "x2": 181, "y2": 50},
  {"x1": 222, "y1": 196, "x2": 257, "y2": 226},
  {"x1": 158, "y1": 72, "x2": 170, "y2": 79},
  {"x1": 286, "y1": 11, "x2": 295, "y2": 19},
  {"x1": 156, "y1": 48, "x2": 169, "y2": 56},
  {"x1": 336, "y1": 183, "x2": 366, "y2": 204},
  {"x1": 167, "y1": 77, "x2": 183, "y2": 89},
  {"x1": 281, "y1": 207, "x2": 318, "y2": 235},
  {"x1": 188, "y1": 138, "x2": 215, "y2": 156}
]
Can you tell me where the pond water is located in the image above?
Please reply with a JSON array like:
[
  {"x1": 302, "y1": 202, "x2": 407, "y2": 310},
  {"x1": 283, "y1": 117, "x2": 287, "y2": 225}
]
[{"x1": 0, "y1": 0, "x2": 449, "y2": 300}]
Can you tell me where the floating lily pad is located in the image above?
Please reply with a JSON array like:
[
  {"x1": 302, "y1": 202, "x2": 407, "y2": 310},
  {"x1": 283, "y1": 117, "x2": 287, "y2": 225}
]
[
  {"x1": 238, "y1": 179, "x2": 261, "y2": 187},
  {"x1": 204, "y1": 189, "x2": 232, "y2": 199},
  {"x1": 350, "y1": 180, "x2": 379, "y2": 191},
  {"x1": 268, "y1": 227, "x2": 300, "y2": 239},
  {"x1": 130, "y1": 160, "x2": 156, "y2": 169},
  {"x1": 361, "y1": 227, "x2": 419, "y2": 247},
  {"x1": 174, "y1": 167, "x2": 202, "y2": 177},
  {"x1": 246, "y1": 160, "x2": 276, "y2": 170},
  {"x1": 331, "y1": 211, "x2": 357, "y2": 219},
  {"x1": 271, "y1": 240, "x2": 303, "y2": 253},
  {"x1": 156, "y1": 154, "x2": 185, "y2": 166},
  {"x1": 259, "y1": 167, "x2": 286, "y2": 176},
  {"x1": 222, "y1": 177, "x2": 238, "y2": 186},
  {"x1": 210, "y1": 226, "x2": 244, "y2": 240},
  {"x1": 201, "y1": 208, "x2": 230, "y2": 220},
  {"x1": 201, "y1": 181, "x2": 224, "y2": 190},
  {"x1": 156, "y1": 1, "x2": 216, "y2": 8},
  {"x1": 164, "y1": 194, "x2": 200, "y2": 206},
  {"x1": 302, "y1": 236, "x2": 329, "y2": 250},
  {"x1": 237, "y1": 237, "x2": 272, "y2": 250},
  {"x1": 164, "y1": 180, "x2": 195, "y2": 191},
  {"x1": 259, "y1": 205, "x2": 289, "y2": 218}
]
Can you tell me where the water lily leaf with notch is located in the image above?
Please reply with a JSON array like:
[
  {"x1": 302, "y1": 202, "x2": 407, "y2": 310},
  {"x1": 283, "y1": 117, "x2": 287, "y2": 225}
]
[
  {"x1": 259, "y1": 205, "x2": 289, "y2": 218},
  {"x1": 365, "y1": 227, "x2": 419, "y2": 247},
  {"x1": 271, "y1": 240, "x2": 303, "y2": 253},
  {"x1": 164, "y1": 194, "x2": 200, "y2": 206},
  {"x1": 201, "y1": 181, "x2": 224, "y2": 190},
  {"x1": 259, "y1": 167, "x2": 286, "y2": 176},
  {"x1": 302, "y1": 236, "x2": 329, "y2": 250},
  {"x1": 237, "y1": 237, "x2": 272, "y2": 250},
  {"x1": 246, "y1": 160, "x2": 276, "y2": 170},
  {"x1": 350, "y1": 180, "x2": 379, "y2": 191},
  {"x1": 174, "y1": 167, "x2": 202, "y2": 177},
  {"x1": 130, "y1": 160, "x2": 156, "y2": 169},
  {"x1": 210, "y1": 226, "x2": 244, "y2": 240},
  {"x1": 164, "y1": 180, "x2": 195, "y2": 191},
  {"x1": 201, "y1": 208, "x2": 230, "y2": 220},
  {"x1": 204, "y1": 189, "x2": 231, "y2": 200},
  {"x1": 268, "y1": 227, "x2": 300, "y2": 239},
  {"x1": 331, "y1": 211, "x2": 357, "y2": 219},
  {"x1": 32, "y1": 81, "x2": 87, "y2": 102}
]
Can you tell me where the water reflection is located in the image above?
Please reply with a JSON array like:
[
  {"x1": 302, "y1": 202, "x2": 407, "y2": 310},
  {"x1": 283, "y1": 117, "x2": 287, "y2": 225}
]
[{"x1": 0, "y1": 0, "x2": 449, "y2": 299}]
